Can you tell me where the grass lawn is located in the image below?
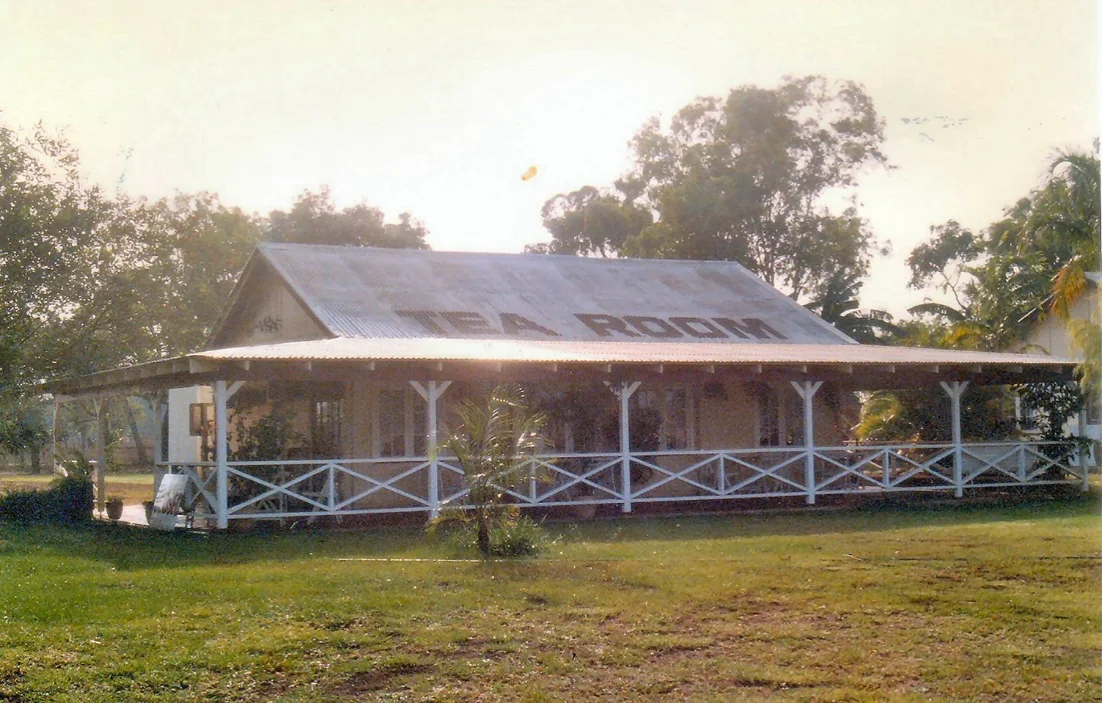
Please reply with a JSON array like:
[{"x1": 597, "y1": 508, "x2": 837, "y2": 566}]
[
  {"x1": 0, "y1": 472, "x2": 154, "y2": 505},
  {"x1": 0, "y1": 494, "x2": 1099, "y2": 702}
]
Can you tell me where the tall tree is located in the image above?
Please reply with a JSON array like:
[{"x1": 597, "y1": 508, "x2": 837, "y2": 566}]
[
  {"x1": 530, "y1": 76, "x2": 889, "y2": 301},
  {"x1": 1023, "y1": 151, "x2": 1100, "y2": 320},
  {"x1": 0, "y1": 123, "x2": 126, "y2": 384},
  {"x1": 1, "y1": 120, "x2": 437, "y2": 467},
  {"x1": 143, "y1": 193, "x2": 262, "y2": 356},
  {"x1": 906, "y1": 149, "x2": 1100, "y2": 354},
  {"x1": 528, "y1": 184, "x2": 652, "y2": 257},
  {"x1": 264, "y1": 187, "x2": 429, "y2": 249}
]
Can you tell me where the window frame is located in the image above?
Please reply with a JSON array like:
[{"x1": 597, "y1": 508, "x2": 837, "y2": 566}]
[
  {"x1": 631, "y1": 384, "x2": 696, "y2": 451},
  {"x1": 373, "y1": 385, "x2": 427, "y2": 458}
]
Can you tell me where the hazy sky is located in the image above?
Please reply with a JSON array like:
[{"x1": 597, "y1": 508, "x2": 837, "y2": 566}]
[{"x1": 1, "y1": 0, "x2": 1097, "y2": 316}]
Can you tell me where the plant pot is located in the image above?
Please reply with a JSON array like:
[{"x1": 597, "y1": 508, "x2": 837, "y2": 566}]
[{"x1": 105, "y1": 501, "x2": 124, "y2": 521}]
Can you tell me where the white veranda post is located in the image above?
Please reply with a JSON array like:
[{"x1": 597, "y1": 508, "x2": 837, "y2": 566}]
[
  {"x1": 618, "y1": 381, "x2": 641, "y2": 513},
  {"x1": 1078, "y1": 402, "x2": 1090, "y2": 492},
  {"x1": 152, "y1": 393, "x2": 168, "y2": 495},
  {"x1": 411, "y1": 380, "x2": 451, "y2": 519},
  {"x1": 940, "y1": 380, "x2": 969, "y2": 498},
  {"x1": 791, "y1": 381, "x2": 822, "y2": 505},
  {"x1": 94, "y1": 396, "x2": 108, "y2": 515},
  {"x1": 52, "y1": 398, "x2": 61, "y2": 472},
  {"x1": 214, "y1": 380, "x2": 229, "y2": 529}
]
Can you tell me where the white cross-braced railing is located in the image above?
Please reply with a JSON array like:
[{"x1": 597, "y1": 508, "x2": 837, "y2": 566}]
[
  {"x1": 161, "y1": 440, "x2": 1089, "y2": 524},
  {"x1": 437, "y1": 452, "x2": 624, "y2": 509}
]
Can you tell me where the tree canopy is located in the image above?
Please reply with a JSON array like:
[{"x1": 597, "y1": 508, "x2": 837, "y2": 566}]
[
  {"x1": 0, "y1": 116, "x2": 433, "y2": 472},
  {"x1": 530, "y1": 75, "x2": 889, "y2": 302},
  {"x1": 264, "y1": 187, "x2": 429, "y2": 249},
  {"x1": 861, "y1": 148, "x2": 1102, "y2": 443},
  {"x1": 905, "y1": 149, "x2": 1100, "y2": 366},
  {"x1": 0, "y1": 122, "x2": 432, "y2": 394}
]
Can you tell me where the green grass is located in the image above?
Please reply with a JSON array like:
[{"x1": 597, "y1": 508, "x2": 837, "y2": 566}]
[
  {"x1": 0, "y1": 472, "x2": 154, "y2": 504},
  {"x1": 0, "y1": 495, "x2": 1099, "y2": 702}
]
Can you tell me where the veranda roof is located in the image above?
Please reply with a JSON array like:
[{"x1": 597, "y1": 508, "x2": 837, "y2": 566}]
[
  {"x1": 45, "y1": 337, "x2": 1077, "y2": 396},
  {"x1": 194, "y1": 336, "x2": 1075, "y2": 368}
]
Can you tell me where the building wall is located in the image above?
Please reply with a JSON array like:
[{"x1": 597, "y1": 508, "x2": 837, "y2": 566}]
[
  {"x1": 221, "y1": 275, "x2": 327, "y2": 347},
  {"x1": 1020, "y1": 286, "x2": 1098, "y2": 359},
  {"x1": 167, "y1": 386, "x2": 210, "y2": 463},
  {"x1": 335, "y1": 378, "x2": 845, "y2": 507},
  {"x1": 205, "y1": 377, "x2": 848, "y2": 511}
]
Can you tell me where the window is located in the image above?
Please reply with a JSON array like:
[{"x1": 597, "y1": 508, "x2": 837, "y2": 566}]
[
  {"x1": 756, "y1": 387, "x2": 779, "y2": 447},
  {"x1": 630, "y1": 387, "x2": 693, "y2": 451},
  {"x1": 376, "y1": 388, "x2": 426, "y2": 457},
  {"x1": 312, "y1": 399, "x2": 343, "y2": 457},
  {"x1": 1015, "y1": 394, "x2": 1041, "y2": 432},
  {"x1": 378, "y1": 389, "x2": 405, "y2": 457},
  {"x1": 756, "y1": 385, "x2": 804, "y2": 447},
  {"x1": 308, "y1": 383, "x2": 345, "y2": 457},
  {"x1": 189, "y1": 403, "x2": 212, "y2": 437}
]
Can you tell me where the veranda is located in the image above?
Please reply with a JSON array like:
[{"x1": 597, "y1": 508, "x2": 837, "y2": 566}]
[{"x1": 54, "y1": 349, "x2": 1089, "y2": 530}]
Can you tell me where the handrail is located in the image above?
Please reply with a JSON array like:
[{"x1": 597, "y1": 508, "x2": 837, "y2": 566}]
[{"x1": 159, "y1": 438, "x2": 1089, "y2": 525}]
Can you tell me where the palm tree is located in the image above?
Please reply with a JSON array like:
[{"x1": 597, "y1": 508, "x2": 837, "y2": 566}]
[
  {"x1": 438, "y1": 385, "x2": 546, "y2": 555},
  {"x1": 805, "y1": 270, "x2": 901, "y2": 344},
  {"x1": 1021, "y1": 150, "x2": 1100, "y2": 395},
  {"x1": 1025, "y1": 150, "x2": 1100, "y2": 320}
]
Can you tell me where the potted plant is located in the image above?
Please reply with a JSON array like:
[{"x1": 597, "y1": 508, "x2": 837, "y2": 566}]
[{"x1": 105, "y1": 496, "x2": 124, "y2": 521}]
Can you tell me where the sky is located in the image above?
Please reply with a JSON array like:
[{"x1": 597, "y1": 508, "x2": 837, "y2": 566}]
[{"x1": 0, "y1": 0, "x2": 1097, "y2": 317}]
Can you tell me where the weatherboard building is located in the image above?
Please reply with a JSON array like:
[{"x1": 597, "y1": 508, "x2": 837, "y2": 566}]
[{"x1": 47, "y1": 244, "x2": 1087, "y2": 527}]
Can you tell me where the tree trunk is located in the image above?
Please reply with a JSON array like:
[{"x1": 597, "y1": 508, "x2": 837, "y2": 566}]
[
  {"x1": 124, "y1": 398, "x2": 149, "y2": 467},
  {"x1": 29, "y1": 448, "x2": 41, "y2": 474},
  {"x1": 477, "y1": 516, "x2": 491, "y2": 555}
]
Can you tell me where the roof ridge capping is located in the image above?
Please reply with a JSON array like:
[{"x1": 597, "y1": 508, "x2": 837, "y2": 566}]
[{"x1": 256, "y1": 241, "x2": 771, "y2": 271}]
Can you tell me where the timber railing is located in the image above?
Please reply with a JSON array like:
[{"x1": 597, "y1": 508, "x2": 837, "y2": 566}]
[{"x1": 159, "y1": 440, "x2": 1090, "y2": 524}]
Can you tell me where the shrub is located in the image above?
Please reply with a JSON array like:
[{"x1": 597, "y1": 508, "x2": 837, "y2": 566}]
[
  {"x1": 436, "y1": 513, "x2": 547, "y2": 558},
  {"x1": 0, "y1": 475, "x2": 94, "y2": 524},
  {"x1": 487, "y1": 515, "x2": 545, "y2": 557}
]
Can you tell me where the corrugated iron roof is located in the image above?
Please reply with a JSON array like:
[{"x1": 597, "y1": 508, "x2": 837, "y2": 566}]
[
  {"x1": 194, "y1": 337, "x2": 1075, "y2": 368},
  {"x1": 252, "y1": 243, "x2": 857, "y2": 345}
]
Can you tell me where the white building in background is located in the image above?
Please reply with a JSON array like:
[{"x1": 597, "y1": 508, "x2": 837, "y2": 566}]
[{"x1": 1018, "y1": 272, "x2": 1100, "y2": 463}]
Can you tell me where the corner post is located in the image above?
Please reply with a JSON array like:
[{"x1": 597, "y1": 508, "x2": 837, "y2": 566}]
[
  {"x1": 791, "y1": 381, "x2": 823, "y2": 505},
  {"x1": 214, "y1": 380, "x2": 229, "y2": 529},
  {"x1": 618, "y1": 381, "x2": 641, "y2": 513},
  {"x1": 94, "y1": 396, "x2": 108, "y2": 516},
  {"x1": 152, "y1": 393, "x2": 168, "y2": 496},
  {"x1": 52, "y1": 398, "x2": 61, "y2": 472},
  {"x1": 940, "y1": 380, "x2": 968, "y2": 498}
]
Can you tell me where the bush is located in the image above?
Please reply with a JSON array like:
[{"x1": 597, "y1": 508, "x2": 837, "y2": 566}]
[
  {"x1": 432, "y1": 512, "x2": 547, "y2": 558},
  {"x1": 0, "y1": 475, "x2": 94, "y2": 524},
  {"x1": 487, "y1": 516, "x2": 545, "y2": 557}
]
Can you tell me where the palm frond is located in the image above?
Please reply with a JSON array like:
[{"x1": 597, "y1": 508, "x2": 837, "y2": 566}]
[{"x1": 907, "y1": 302, "x2": 967, "y2": 322}]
